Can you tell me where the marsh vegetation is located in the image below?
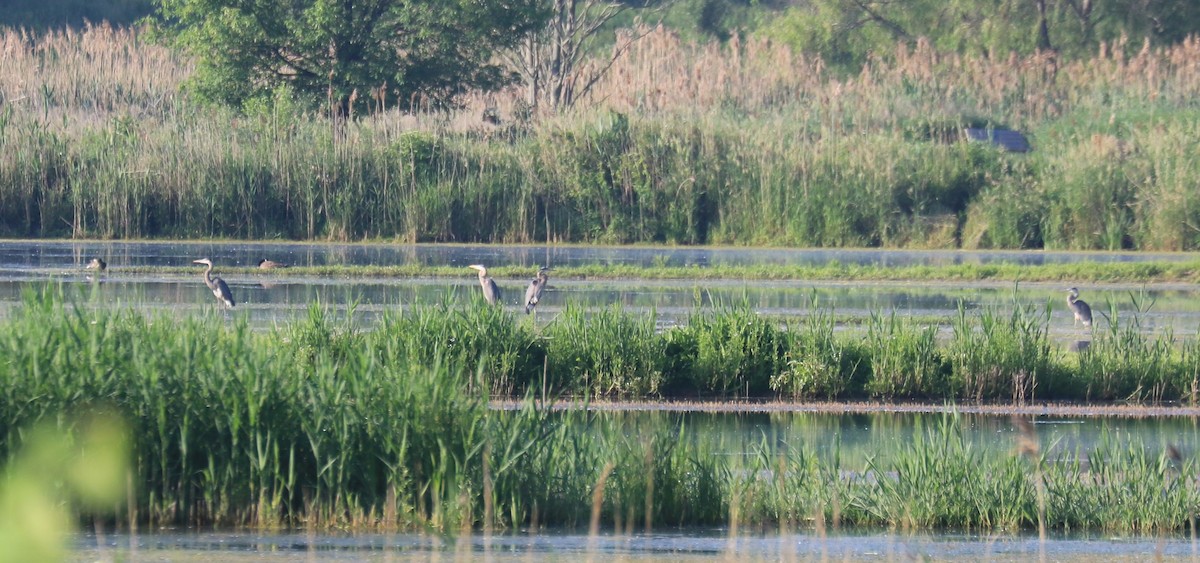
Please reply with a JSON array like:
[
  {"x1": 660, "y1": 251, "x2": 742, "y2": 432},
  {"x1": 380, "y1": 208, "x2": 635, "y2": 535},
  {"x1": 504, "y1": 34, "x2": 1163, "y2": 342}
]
[
  {"x1": 4, "y1": 25, "x2": 1200, "y2": 250},
  {"x1": 2, "y1": 289, "x2": 1199, "y2": 532}
]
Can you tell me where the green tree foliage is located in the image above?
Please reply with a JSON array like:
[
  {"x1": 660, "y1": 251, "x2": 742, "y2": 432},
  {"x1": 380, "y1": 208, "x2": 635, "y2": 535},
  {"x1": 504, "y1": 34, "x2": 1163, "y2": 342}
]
[
  {"x1": 759, "y1": 0, "x2": 1200, "y2": 72},
  {"x1": 154, "y1": 0, "x2": 549, "y2": 115}
]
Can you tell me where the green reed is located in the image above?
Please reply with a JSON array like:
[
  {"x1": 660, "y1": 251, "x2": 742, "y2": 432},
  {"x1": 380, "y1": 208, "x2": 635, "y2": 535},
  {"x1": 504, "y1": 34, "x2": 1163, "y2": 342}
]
[
  {"x1": 542, "y1": 304, "x2": 665, "y2": 397},
  {"x1": 6, "y1": 26, "x2": 1200, "y2": 250},
  {"x1": 3, "y1": 289, "x2": 1200, "y2": 533},
  {"x1": 1041, "y1": 428, "x2": 1199, "y2": 533},
  {"x1": 771, "y1": 293, "x2": 868, "y2": 399},
  {"x1": 947, "y1": 294, "x2": 1058, "y2": 403},
  {"x1": 676, "y1": 306, "x2": 790, "y2": 397},
  {"x1": 865, "y1": 311, "x2": 948, "y2": 400},
  {"x1": 1076, "y1": 290, "x2": 1188, "y2": 402}
]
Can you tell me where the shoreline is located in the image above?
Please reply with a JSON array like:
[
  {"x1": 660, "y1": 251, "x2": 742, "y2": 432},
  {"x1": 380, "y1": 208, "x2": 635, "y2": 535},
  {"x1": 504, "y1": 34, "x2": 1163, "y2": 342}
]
[{"x1": 492, "y1": 399, "x2": 1200, "y2": 418}]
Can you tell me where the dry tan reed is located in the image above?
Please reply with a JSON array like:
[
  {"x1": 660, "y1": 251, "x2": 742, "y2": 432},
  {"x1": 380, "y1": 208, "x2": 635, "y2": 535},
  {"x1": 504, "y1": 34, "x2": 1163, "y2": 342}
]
[
  {"x1": 8, "y1": 23, "x2": 1200, "y2": 139},
  {"x1": 566, "y1": 26, "x2": 1200, "y2": 132},
  {"x1": 0, "y1": 23, "x2": 188, "y2": 118},
  {"x1": 4, "y1": 23, "x2": 1200, "y2": 247}
]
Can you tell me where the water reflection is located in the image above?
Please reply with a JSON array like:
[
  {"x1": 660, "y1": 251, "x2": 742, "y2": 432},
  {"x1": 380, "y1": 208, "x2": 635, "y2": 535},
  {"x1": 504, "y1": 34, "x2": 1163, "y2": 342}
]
[
  {"x1": 65, "y1": 411, "x2": 1200, "y2": 560},
  {"x1": 74, "y1": 529, "x2": 1200, "y2": 561},
  {"x1": 586, "y1": 410, "x2": 1200, "y2": 466}
]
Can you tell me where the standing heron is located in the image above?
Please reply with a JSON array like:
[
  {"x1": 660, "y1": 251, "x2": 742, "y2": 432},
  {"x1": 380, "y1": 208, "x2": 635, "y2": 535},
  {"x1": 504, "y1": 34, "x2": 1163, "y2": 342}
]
[
  {"x1": 258, "y1": 259, "x2": 288, "y2": 269},
  {"x1": 468, "y1": 264, "x2": 501, "y2": 305},
  {"x1": 1066, "y1": 287, "x2": 1092, "y2": 328},
  {"x1": 193, "y1": 258, "x2": 236, "y2": 308},
  {"x1": 524, "y1": 266, "x2": 551, "y2": 314},
  {"x1": 85, "y1": 258, "x2": 106, "y2": 272}
]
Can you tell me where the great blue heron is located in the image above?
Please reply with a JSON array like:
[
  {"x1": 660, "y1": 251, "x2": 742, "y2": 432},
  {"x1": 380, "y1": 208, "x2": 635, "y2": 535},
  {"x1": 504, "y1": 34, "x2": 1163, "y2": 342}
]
[
  {"x1": 468, "y1": 264, "x2": 501, "y2": 305},
  {"x1": 524, "y1": 266, "x2": 551, "y2": 314},
  {"x1": 194, "y1": 258, "x2": 236, "y2": 308},
  {"x1": 1066, "y1": 287, "x2": 1092, "y2": 328},
  {"x1": 85, "y1": 258, "x2": 106, "y2": 271},
  {"x1": 257, "y1": 259, "x2": 288, "y2": 269}
]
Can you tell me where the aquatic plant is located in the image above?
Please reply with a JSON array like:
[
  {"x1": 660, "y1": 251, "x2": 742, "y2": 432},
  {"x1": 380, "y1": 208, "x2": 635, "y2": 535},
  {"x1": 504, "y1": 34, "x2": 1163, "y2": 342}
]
[
  {"x1": 103, "y1": 259, "x2": 1200, "y2": 284},
  {"x1": 865, "y1": 311, "x2": 948, "y2": 400},
  {"x1": 772, "y1": 295, "x2": 867, "y2": 399},
  {"x1": 679, "y1": 306, "x2": 790, "y2": 397},
  {"x1": 946, "y1": 297, "x2": 1057, "y2": 403},
  {"x1": 4, "y1": 288, "x2": 1200, "y2": 534},
  {"x1": 1076, "y1": 290, "x2": 1182, "y2": 402},
  {"x1": 542, "y1": 304, "x2": 665, "y2": 397}
]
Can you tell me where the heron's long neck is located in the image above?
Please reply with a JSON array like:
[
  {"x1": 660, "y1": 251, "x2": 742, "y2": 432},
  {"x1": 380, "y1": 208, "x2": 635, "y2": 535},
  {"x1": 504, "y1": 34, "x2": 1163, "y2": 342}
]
[
  {"x1": 1067, "y1": 294, "x2": 1077, "y2": 305},
  {"x1": 203, "y1": 264, "x2": 216, "y2": 288}
]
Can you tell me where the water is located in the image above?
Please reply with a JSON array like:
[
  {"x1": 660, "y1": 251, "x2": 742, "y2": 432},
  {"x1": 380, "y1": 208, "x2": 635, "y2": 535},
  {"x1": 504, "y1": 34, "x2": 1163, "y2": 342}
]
[
  {"x1": 2, "y1": 242, "x2": 1199, "y2": 338},
  {"x1": 4, "y1": 241, "x2": 1196, "y2": 270},
  {"x1": 66, "y1": 411, "x2": 1200, "y2": 560},
  {"x1": 633, "y1": 410, "x2": 1200, "y2": 467},
  {"x1": 72, "y1": 529, "x2": 1200, "y2": 561},
  {"x1": 6, "y1": 242, "x2": 1187, "y2": 558}
]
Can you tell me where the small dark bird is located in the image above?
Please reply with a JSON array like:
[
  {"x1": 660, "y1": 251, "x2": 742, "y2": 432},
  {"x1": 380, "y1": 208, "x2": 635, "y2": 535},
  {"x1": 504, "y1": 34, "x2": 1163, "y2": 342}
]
[
  {"x1": 193, "y1": 258, "x2": 236, "y2": 308},
  {"x1": 85, "y1": 258, "x2": 107, "y2": 272},
  {"x1": 1066, "y1": 287, "x2": 1092, "y2": 328},
  {"x1": 468, "y1": 264, "x2": 501, "y2": 305},
  {"x1": 257, "y1": 259, "x2": 288, "y2": 269},
  {"x1": 524, "y1": 266, "x2": 551, "y2": 314}
]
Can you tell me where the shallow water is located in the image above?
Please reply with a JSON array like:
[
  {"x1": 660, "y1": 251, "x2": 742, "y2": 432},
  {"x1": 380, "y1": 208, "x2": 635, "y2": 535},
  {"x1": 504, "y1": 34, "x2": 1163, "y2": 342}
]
[
  {"x1": 60, "y1": 411, "x2": 1200, "y2": 561},
  {"x1": 72, "y1": 529, "x2": 1200, "y2": 561},
  {"x1": 2, "y1": 242, "x2": 1198, "y2": 338},
  {"x1": 15, "y1": 242, "x2": 1192, "y2": 560},
  {"x1": 561, "y1": 410, "x2": 1200, "y2": 469},
  {"x1": 5, "y1": 240, "x2": 1197, "y2": 270}
]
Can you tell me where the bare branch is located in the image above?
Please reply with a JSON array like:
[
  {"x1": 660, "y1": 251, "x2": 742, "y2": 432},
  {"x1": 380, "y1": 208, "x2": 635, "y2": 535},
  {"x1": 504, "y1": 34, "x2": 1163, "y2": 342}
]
[{"x1": 506, "y1": 0, "x2": 670, "y2": 114}]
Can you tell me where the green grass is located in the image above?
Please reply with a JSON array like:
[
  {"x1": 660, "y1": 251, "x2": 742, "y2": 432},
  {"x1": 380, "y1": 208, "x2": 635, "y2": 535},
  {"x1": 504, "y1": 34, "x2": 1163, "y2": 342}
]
[
  {"x1": 70, "y1": 258, "x2": 1200, "y2": 284},
  {"x1": 3, "y1": 288, "x2": 1200, "y2": 533}
]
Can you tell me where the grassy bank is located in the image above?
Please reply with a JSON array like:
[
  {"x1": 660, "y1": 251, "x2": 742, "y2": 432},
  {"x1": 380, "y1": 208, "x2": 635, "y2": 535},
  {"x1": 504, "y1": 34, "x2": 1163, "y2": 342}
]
[
  {"x1": 3, "y1": 26, "x2": 1200, "y2": 250},
  {"x1": 6, "y1": 286, "x2": 1199, "y2": 410},
  {"x1": 94, "y1": 258, "x2": 1200, "y2": 284},
  {"x1": 2, "y1": 290, "x2": 1199, "y2": 533}
]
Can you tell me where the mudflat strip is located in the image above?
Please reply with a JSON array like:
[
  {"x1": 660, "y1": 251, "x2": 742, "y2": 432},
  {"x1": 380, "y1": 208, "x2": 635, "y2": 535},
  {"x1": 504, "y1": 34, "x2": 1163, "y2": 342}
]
[{"x1": 492, "y1": 399, "x2": 1200, "y2": 418}]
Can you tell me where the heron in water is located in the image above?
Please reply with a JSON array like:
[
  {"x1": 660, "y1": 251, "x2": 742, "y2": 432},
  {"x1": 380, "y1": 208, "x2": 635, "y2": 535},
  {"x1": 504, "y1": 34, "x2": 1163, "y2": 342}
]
[
  {"x1": 524, "y1": 266, "x2": 551, "y2": 314},
  {"x1": 193, "y1": 258, "x2": 236, "y2": 308},
  {"x1": 468, "y1": 264, "x2": 501, "y2": 305},
  {"x1": 1066, "y1": 287, "x2": 1092, "y2": 328},
  {"x1": 85, "y1": 258, "x2": 106, "y2": 271},
  {"x1": 257, "y1": 259, "x2": 288, "y2": 269}
]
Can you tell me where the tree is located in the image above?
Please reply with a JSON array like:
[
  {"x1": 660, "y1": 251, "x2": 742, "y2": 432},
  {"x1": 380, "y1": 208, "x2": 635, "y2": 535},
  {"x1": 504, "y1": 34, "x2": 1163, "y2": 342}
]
[
  {"x1": 507, "y1": 0, "x2": 665, "y2": 113},
  {"x1": 758, "y1": 0, "x2": 1200, "y2": 72},
  {"x1": 154, "y1": 0, "x2": 549, "y2": 116}
]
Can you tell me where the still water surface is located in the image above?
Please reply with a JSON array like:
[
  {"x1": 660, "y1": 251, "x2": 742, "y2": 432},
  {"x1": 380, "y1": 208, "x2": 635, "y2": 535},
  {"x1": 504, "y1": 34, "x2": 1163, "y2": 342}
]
[
  {"x1": 1, "y1": 242, "x2": 1185, "y2": 558},
  {"x1": 72, "y1": 529, "x2": 1200, "y2": 561},
  {"x1": 2, "y1": 242, "x2": 1199, "y2": 338},
  {"x1": 67, "y1": 408, "x2": 1200, "y2": 561}
]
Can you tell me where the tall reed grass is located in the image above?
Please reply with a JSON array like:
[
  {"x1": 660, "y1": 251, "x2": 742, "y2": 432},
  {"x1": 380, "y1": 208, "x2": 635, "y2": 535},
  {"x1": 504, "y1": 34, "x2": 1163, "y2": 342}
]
[
  {"x1": 3, "y1": 288, "x2": 1200, "y2": 532},
  {"x1": 3, "y1": 26, "x2": 1200, "y2": 248}
]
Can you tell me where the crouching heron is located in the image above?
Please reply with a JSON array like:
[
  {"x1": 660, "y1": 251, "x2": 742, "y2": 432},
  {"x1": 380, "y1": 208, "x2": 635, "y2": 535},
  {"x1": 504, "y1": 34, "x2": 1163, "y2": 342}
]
[
  {"x1": 194, "y1": 258, "x2": 236, "y2": 308},
  {"x1": 1066, "y1": 287, "x2": 1092, "y2": 328}
]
